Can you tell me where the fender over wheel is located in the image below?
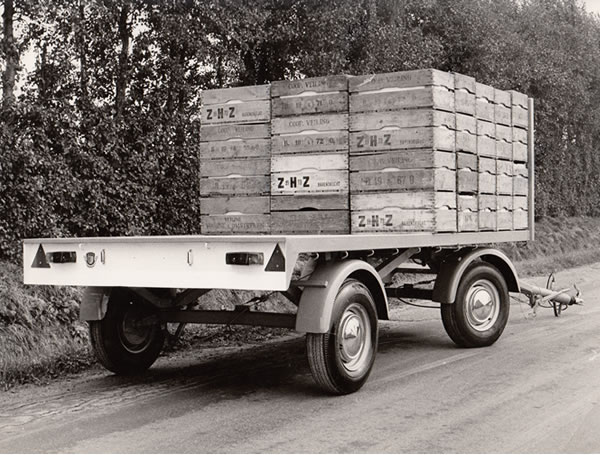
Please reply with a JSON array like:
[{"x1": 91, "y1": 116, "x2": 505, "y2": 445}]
[
  {"x1": 441, "y1": 263, "x2": 510, "y2": 348},
  {"x1": 89, "y1": 290, "x2": 166, "y2": 375},
  {"x1": 306, "y1": 279, "x2": 378, "y2": 395}
]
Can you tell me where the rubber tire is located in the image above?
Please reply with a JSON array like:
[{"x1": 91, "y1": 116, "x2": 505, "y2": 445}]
[
  {"x1": 89, "y1": 292, "x2": 166, "y2": 375},
  {"x1": 306, "y1": 279, "x2": 378, "y2": 395},
  {"x1": 441, "y1": 263, "x2": 509, "y2": 348}
]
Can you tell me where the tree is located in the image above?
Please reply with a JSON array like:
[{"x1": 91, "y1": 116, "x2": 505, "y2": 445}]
[{"x1": 2, "y1": 0, "x2": 17, "y2": 108}]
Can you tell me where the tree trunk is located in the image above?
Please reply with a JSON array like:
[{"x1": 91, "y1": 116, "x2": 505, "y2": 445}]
[
  {"x1": 115, "y1": 1, "x2": 130, "y2": 119},
  {"x1": 2, "y1": 0, "x2": 17, "y2": 109}
]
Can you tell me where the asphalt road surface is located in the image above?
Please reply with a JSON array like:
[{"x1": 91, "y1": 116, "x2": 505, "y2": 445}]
[{"x1": 1, "y1": 263, "x2": 600, "y2": 453}]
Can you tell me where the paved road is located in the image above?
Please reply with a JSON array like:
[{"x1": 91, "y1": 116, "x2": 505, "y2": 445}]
[{"x1": 1, "y1": 263, "x2": 600, "y2": 453}]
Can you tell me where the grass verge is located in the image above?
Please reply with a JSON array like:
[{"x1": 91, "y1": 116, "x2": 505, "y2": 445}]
[{"x1": 2, "y1": 216, "x2": 600, "y2": 389}]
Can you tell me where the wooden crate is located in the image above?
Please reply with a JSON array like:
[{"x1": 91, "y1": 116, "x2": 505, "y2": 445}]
[
  {"x1": 496, "y1": 159, "x2": 513, "y2": 196},
  {"x1": 350, "y1": 168, "x2": 455, "y2": 193},
  {"x1": 350, "y1": 150, "x2": 455, "y2": 172},
  {"x1": 201, "y1": 214, "x2": 271, "y2": 234},
  {"x1": 200, "y1": 196, "x2": 269, "y2": 215},
  {"x1": 479, "y1": 194, "x2": 497, "y2": 231},
  {"x1": 495, "y1": 124, "x2": 513, "y2": 160},
  {"x1": 349, "y1": 110, "x2": 455, "y2": 132},
  {"x1": 510, "y1": 90, "x2": 529, "y2": 129},
  {"x1": 476, "y1": 83, "x2": 495, "y2": 122},
  {"x1": 200, "y1": 175, "x2": 270, "y2": 197},
  {"x1": 271, "y1": 113, "x2": 348, "y2": 155},
  {"x1": 200, "y1": 158, "x2": 269, "y2": 178},
  {"x1": 497, "y1": 195, "x2": 513, "y2": 231},
  {"x1": 456, "y1": 113, "x2": 477, "y2": 154},
  {"x1": 200, "y1": 196, "x2": 270, "y2": 234},
  {"x1": 271, "y1": 193, "x2": 348, "y2": 211},
  {"x1": 457, "y1": 152, "x2": 478, "y2": 194},
  {"x1": 271, "y1": 210, "x2": 349, "y2": 234},
  {"x1": 271, "y1": 152, "x2": 348, "y2": 195},
  {"x1": 458, "y1": 194, "x2": 478, "y2": 232},
  {"x1": 351, "y1": 192, "x2": 457, "y2": 233},
  {"x1": 349, "y1": 69, "x2": 454, "y2": 93},
  {"x1": 200, "y1": 138, "x2": 270, "y2": 160},
  {"x1": 271, "y1": 75, "x2": 348, "y2": 117},
  {"x1": 201, "y1": 123, "x2": 270, "y2": 142},
  {"x1": 494, "y1": 89, "x2": 512, "y2": 126},
  {"x1": 513, "y1": 163, "x2": 528, "y2": 196},
  {"x1": 479, "y1": 157, "x2": 496, "y2": 194},
  {"x1": 201, "y1": 84, "x2": 270, "y2": 125},
  {"x1": 513, "y1": 195, "x2": 528, "y2": 230},
  {"x1": 454, "y1": 73, "x2": 476, "y2": 116},
  {"x1": 350, "y1": 86, "x2": 454, "y2": 114},
  {"x1": 512, "y1": 124, "x2": 528, "y2": 163},
  {"x1": 350, "y1": 126, "x2": 455, "y2": 153},
  {"x1": 477, "y1": 119, "x2": 496, "y2": 158}
]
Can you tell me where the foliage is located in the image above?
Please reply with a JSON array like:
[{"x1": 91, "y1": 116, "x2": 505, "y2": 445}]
[{"x1": 1, "y1": 0, "x2": 600, "y2": 260}]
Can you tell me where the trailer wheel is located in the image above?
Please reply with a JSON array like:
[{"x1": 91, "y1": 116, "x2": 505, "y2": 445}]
[
  {"x1": 89, "y1": 292, "x2": 166, "y2": 375},
  {"x1": 441, "y1": 263, "x2": 509, "y2": 348},
  {"x1": 306, "y1": 279, "x2": 378, "y2": 395}
]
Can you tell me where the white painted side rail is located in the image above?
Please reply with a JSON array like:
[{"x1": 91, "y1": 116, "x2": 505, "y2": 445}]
[{"x1": 23, "y1": 230, "x2": 530, "y2": 290}]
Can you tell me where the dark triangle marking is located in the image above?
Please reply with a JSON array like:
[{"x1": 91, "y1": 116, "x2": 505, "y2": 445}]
[
  {"x1": 32, "y1": 244, "x2": 51, "y2": 268},
  {"x1": 265, "y1": 243, "x2": 285, "y2": 272}
]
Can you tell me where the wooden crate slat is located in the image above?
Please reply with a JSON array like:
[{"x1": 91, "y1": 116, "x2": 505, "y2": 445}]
[
  {"x1": 349, "y1": 110, "x2": 455, "y2": 131},
  {"x1": 200, "y1": 196, "x2": 270, "y2": 215},
  {"x1": 497, "y1": 209, "x2": 513, "y2": 231},
  {"x1": 514, "y1": 209, "x2": 528, "y2": 230},
  {"x1": 271, "y1": 194, "x2": 348, "y2": 211},
  {"x1": 200, "y1": 138, "x2": 270, "y2": 160},
  {"x1": 496, "y1": 159, "x2": 514, "y2": 176},
  {"x1": 272, "y1": 113, "x2": 348, "y2": 135},
  {"x1": 350, "y1": 126, "x2": 455, "y2": 153},
  {"x1": 456, "y1": 130, "x2": 477, "y2": 154},
  {"x1": 477, "y1": 119, "x2": 496, "y2": 138},
  {"x1": 509, "y1": 90, "x2": 528, "y2": 108},
  {"x1": 200, "y1": 100, "x2": 270, "y2": 125},
  {"x1": 201, "y1": 214, "x2": 270, "y2": 234},
  {"x1": 479, "y1": 194, "x2": 497, "y2": 210},
  {"x1": 495, "y1": 105, "x2": 511, "y2": 126},
  {"x1": 458, "y1": 168, "x2": 478, "y2": 194},
  {"x1": 479, "y1": 209, "x2": 497, "y2": 231},
  {"x1": 350, "y1": 150, "x2": 456, "y2": 171},
  {"x1": 456, "y1": 113, "x2": 476, "y2": 133},
  {"x1": 455, "y1": 90, "x2": 476, "y2": 116},
  {"x1": 513, "y1": 175, "x2": 529, "y2": 196},
  {"x1": 512, "y1": 105, "x2": 529, "y2": 128},
  {"x1": 512, "y1": 127, "x2": 528, "y2": 144},
  {"x1": 497, "y1": 174, "x2": 513, "y2": 195},
  {"x1": 271, "y1": 211, "x2": 349, "y2": 234},
  {"x1": 351, "y1": 207, "x2": 457, "y2": 233},
  {"x1": 200, "y1": 175, "x2": 270, "y2": 196},
  {"x1": 202, "y1": 84, "x2": 270, "y2": 104},
  {"x1": 494, "y1": 89, "x2": 511, "y2": 108},
  {"x1": 350, "y1": 168, "x2": 455, "y2": 193},
  {"x1": 458, "y1": 194, "x2": 478, "y2": 232},
  {"x1": 457, "y1": 152, "x2": 477, "y2": 170},
  {"x1": 201, "y1": 123, "x2": 271, "y2": 142},
  {"x1": 349, "y1": 69, "x2": 454, "y2": 93},
  {"x1": 271, "y1": 152, "x2": 348, "y2": 172},
  {"x1": 513, "y1": 142, "x2": 528, "y2": 163},
  {"x1": 351, "y1": 191, "x2": 456, "y2": 210},
  {"x1": 272, "y1": 92, "x2": 348, "y2": 117},
  {"x1": 271, "y1": 130, "x2": 348, "y2": 154},
  {"x1": 496, "y1": 140, "x2": 512, "y2": 160},
  {"x1": 350, "y1": 87, "x2": 454, "y2": 113},
  {"x1": 477, "y1": 136, "x2": 496, "y2": 158},
  {"x1": 476, "y1": 83, "x2": 495, "y2": 101},
  {"x1": 201, "y1": 158, "x2": 270, "y2": 177},
  {"x1": 479, "y1": 172, "x2": 496, "y2": 195},
  {"x1": 271, "y1": 169, "x2": 348, "y2": 194},
  {"x1": 513, "y1": 195, "x2": 528, "y2": 211},
  {"x1": 479, "y1": 156, "x2": 496, "y2": 174},
  {"x1": 271, "y1": 75, "x2": 348, "y2": 97}
]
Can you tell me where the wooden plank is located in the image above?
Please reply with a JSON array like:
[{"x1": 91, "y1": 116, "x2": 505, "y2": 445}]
[
  {"x1": 201, "y1": 214, "x2": 270, "y2": 235},
  {"x1": 200, "y1": 175, "x2": 270, "y2": 196},
  {"x1": 456, "y1": 113, "x2": 476, "y2": 133},
  {"x1": 200, "y1": 100, "x2": 270, "y2": 125},
  {"x1": 479, "y1": 194, "x2": 497, "y2": 211},
  {"x1": 494, "y1": 105, "x2": 511, "y2": 126},
  {"x1": 272, "y1": 92, "x2": 348, "y2": 116},
  {"x1": 513, "y1": 195, "x2": 528, "y2": 211},
  {"x1": 479, "y1": 172, "x2": 496, "y2": 194},
  {"x1": 477, "y1": 135, "x2": 496, "y2": 158},
  {"x1": 271, "y1": 210, "x2": 349, "y2": 234},
  {"x1": 512, "y1": 105, "x2": 528, "y2": 128},
  {"x1": 457, "y1": 152, "x2": 477, "y2": 170},
  {"x1": 349, "y1": 110, "x2": 455, "y2": 131},
  {"x1": 497, "y1": 195, "x2": 513, "y2": 211},
  {"x1": 350, "y1": 126, "x2": 455, "y2": 153},
  {"x1": 458, "y1": 168, "x2": 478, "y2": 194},
  {"x1": 350, "y1": 86, "x2": 454, "y2": 113},
  {"x1": 271, "y1": 75, "x2": 347, "y2": 97},
  {"x1": 494, "y1": 139, "x2": 511, "y2": 161},
  {"x1": 477, "y1": 119, "x2": 496, "y2": 138},
  {"x1": 271, "y1": 131, "x2": 348, "y2": 154},
  {"x1": 514, "y1": 175, "x2": 528, "y2": 196},
  {"x1": 479, "y1": 156, "x2": 496, "y2": 174},
  {"x1": 458, "y1": 194, "x2": 478, "y2": 232},
  {"x1": 272, "y1": 113, "x2": 348, "y2": 134},
  {"x1": 351, "y1": 191, "x2": 456, "y2": 210},
  {"x1": 351, "y1": 207, "x2": 457, "y2": 233},
  {"x1": 200, "y1": 138, "x2": 270, "y2": 160},
  {"x1": 202, "y1": 84, "x2": 270, "y2": 104},
  {"x1": 200, "y1": 196, "x2": 270, "y2": 215},
  {"x1": 513, "y1": 142, "x2": 528, "y2": 163},
  {"x1": 476, "y1": 99, "x2": 495, "y2": 122},
  {"x1": 454, "y1": 73, "x2": 476, "y2": 93},
  {"x1": 479, "y1": 209, "x2": 497, "y2": 231},
  {"x1": 497, "y1": 209, "x2": 513, "y2": 231},
  {"x1": 476, "y1": 83, "x2": 495, "y2": 101},
  {"x1": 350, "y1": 168, "x2": 455, "y2": 193},
  {"x1": 271, "y1": 152, "x2": 348, "y2": 173},
  {"x1": 497, "y1": 174, "x2": 513, "y2": 195},
  {"x1": 350, "y1": 150, "x2": 456, "y2": 171},
  {"x1": 496, "y1": 124, "x2": 512, "y2": 142},
  {"x1": 455, "y1": 90, "x2": 476, "y2": 115},
  {"x1": 201, "y1": 123, "x2": 270, "y2": 142},
  {"x1": 271, "y1": 194, "x2": 348, "y2": 211},
  {"x1": 496, "y1": 159, "x2": 513, "y2": 176},
  {"x1": 514, "y1": 209, "x2": 528, "y2": 230},
  {"x1": 509, "y1": 90, "x2": 528, "y2": 108},
  {"x1": 271, "y1": 170, "x2": 348, "y2": 195},
  {"x1": 513, "y1": 126, "x2": 528, "y2": 144},
  {"x1": 201, "y1": 158, "x2": 270, "y2": 177},
  {"x1": 494, "y1": 89, "x2": 511, "y2": 108},
  {"x1": 456, "y1": 130, "x2": 477, "y2": 154},
  {"x1": 349, "y1": 69, "x2": 454, "y2": 92}
]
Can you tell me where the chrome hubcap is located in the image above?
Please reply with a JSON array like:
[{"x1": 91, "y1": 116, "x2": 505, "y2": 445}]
[
  {"x1": 465, "y1": 279, "x2": 500, "y2": 332},
  {"x1": 338, "y1": 303, "x2": 372, "y2": 377}
]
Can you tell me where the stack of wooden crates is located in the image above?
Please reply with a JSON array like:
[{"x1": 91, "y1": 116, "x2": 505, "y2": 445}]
[
  {"x1": 199, "y1": 85, "x2": 271, "y2": 234},
  {"x1": 198, "y1": 69, "x2": 530, "y2": 236},
  {"x1": 270, "y1": 76, "x2": 350, "y2": 234}
]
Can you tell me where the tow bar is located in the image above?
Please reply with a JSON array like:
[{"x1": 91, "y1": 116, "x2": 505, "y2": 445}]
[{"x1": 519, "y1": 272, "x2": 583, "y2": 317}]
